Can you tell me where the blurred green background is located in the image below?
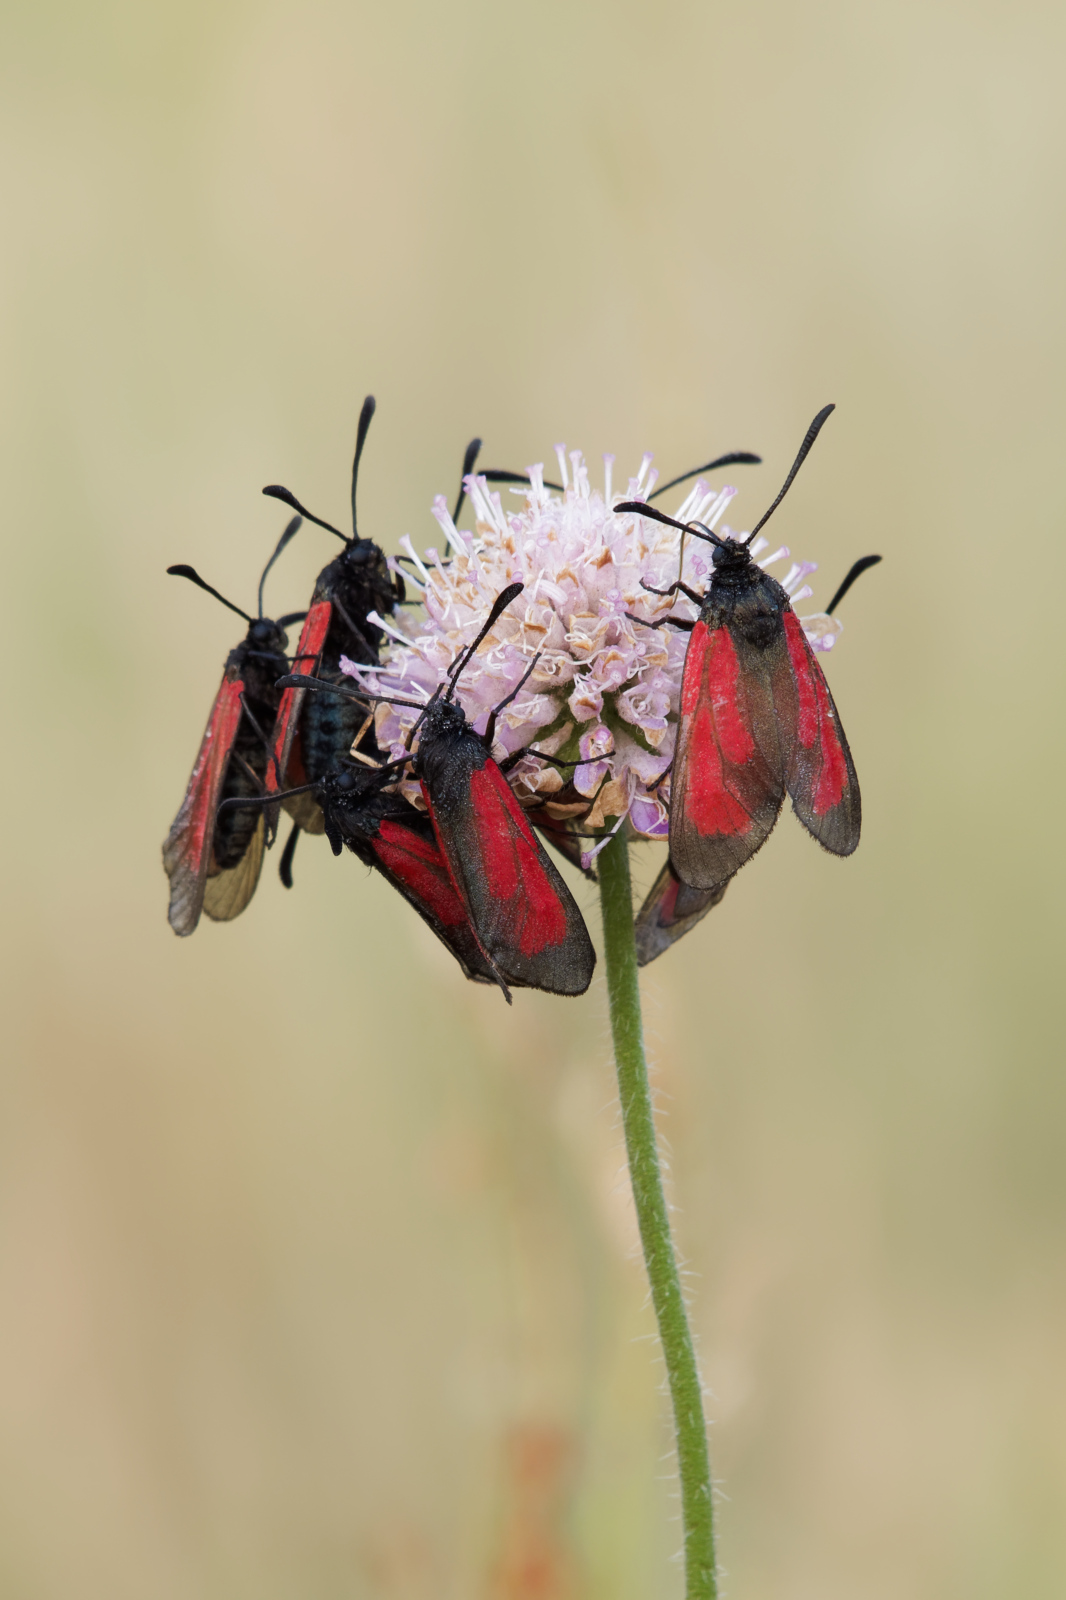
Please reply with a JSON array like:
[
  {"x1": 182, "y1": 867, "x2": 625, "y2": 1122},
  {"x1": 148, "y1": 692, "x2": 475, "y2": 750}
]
[{"x1": 3, "y1": 0, "x2": 1065, "y2": 1595}]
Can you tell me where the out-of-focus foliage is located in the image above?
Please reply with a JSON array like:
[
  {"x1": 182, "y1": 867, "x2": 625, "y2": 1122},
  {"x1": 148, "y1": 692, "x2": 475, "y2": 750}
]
[{"x1": 2, "y1": 0, "x2": 1065, "y2": 1594}]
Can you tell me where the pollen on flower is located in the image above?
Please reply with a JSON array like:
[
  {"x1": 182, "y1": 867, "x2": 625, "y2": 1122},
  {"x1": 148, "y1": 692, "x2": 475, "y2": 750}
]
[{"x1": 341, "y1": 448, "x2": 847, "y2": 851}]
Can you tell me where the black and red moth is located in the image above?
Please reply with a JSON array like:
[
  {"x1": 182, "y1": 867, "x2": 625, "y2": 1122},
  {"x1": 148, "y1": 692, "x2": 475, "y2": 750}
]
[
  {"x1": 620, "y1": 405, "x2": 865, "y2": 892},
  {"x1": 162, "y1": 517, "x2": 304, "y2": 935},
  {"x1": 409, "y1": 584, "x2": 596, "y2": 1000},
  {"x1": 632, "y1": 546, "x2": 881, "y2": 963},
  {"x1": 260, "y1": 395, "x2": 402, "y2": 866},
  {"x1": 280, "y1": 582, "x2": 597, "y2": 1001}
]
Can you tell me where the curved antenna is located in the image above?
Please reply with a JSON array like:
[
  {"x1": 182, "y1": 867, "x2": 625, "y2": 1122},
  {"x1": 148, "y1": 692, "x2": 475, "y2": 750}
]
[
  {"x1": 167, "y1": 564, "x2": 252, "y2": 623},
  {"x1": 262, "y1": 485, "x2": 347, "y2": 543},
  {"x1": 745, "y1": 404, "x2": 835, "y2": 546},
  {"x1": 649, "y1": 450, "x2": 762, "y2": 502},
  {"x1": 350, "y1": 394, "x2": 376, "y2": 540},
  {"x1": 444, "y1": 581, "x2": 524, "y2": 702},
  {"x1": 452, "y1": 437, "x2": 482, "y2": 523},
  {"x1": 614, "y1": 500, "x2": 726, "y2": 549},
  {"x1": 257, "y1": 515, "x2": 302, "y2": 618},
  {"x1": 826, "y1": 554, "x2": 881, "y2": 616}
]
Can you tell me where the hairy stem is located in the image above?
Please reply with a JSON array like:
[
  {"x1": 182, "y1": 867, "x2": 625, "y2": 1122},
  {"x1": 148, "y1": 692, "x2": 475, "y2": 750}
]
[{"x1": 597, "y1": 832, "x2": 716, "y2": 1598}]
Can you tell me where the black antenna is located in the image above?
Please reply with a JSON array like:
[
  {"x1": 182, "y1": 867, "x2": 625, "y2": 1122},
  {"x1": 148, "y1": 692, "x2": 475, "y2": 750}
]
[
  {"x1": 445, "y1": 582, "x2": 524, "y2": 701},
  {"x1": 167, "y1": 564, "x2": 253, "y2": 623},
  {"x1": 452, "y1": 438, "x2": 482, "y2": 523},
  {"x1": 350, "y1": 394, "x2": 376, "y2": 540},
  {"x1": 614, "y1": 501, "x2": 726, "y2": 549},
  {"x1": 649, "y1": 450, "x2": 762, "y2": 502},
  {"x1": 745, "y1": 404, "x2": 835, "y2": 546},
  {"x1": 257, "y1": 516, "x2": 302, "y2": 618},
  {"x1": 826, "y1": 554, "x2": 882, "y2": 616},
  {"x1": 262, "y1": 485, "x2": 347, "y2": 543},
  {"x1": 273, "y1": 673, "x2": 425, "y2": 711}
]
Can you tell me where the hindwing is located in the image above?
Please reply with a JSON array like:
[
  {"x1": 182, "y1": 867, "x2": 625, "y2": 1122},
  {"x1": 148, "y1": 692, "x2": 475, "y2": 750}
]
[{"x1": 634, "y1": 859, "x2": 729, "y2": 967}]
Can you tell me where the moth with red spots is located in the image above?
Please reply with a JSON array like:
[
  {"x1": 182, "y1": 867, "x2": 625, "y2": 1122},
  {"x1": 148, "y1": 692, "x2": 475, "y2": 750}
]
[
  {"x1": 162, "y1": 517, "x2": 305, "y2": 935},
  {"x1": 620, "y1": 405, "x2": 872, "y2": 892},
  {"x1": 259, "y1": 395, "x2": 403, "y2": 882},
  {"x1": 631, "y1": 544, "x2": 881, "y2": 961},
  {"x1": 280, "y1": 583, "x2": 597, "y2": 1001}
]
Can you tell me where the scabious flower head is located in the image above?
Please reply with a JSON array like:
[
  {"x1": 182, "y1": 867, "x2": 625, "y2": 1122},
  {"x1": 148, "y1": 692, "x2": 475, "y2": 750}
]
[{"x1": 342, "y1": 447, "x2": 847, "y2": 867}]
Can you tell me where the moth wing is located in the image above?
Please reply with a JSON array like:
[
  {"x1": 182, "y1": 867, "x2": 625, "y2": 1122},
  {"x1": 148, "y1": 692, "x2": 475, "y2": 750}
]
[
  {"x1": 267, "y1": 598, "x2": 332, "y2": 830},
  {"x1": 162, "y1": 676, "x2": 245, "y2": 936},
  {"x1": 368, "y1": 817, "x2": 514, "y2": 987},
  {"x1": 777, "y1": 613, "x2": 861, "y2": 855},
  {"x1": 202, "y1": 814, "x2": 266, "y2": 922},
  {"x1": 634, "y1": 859, "x2": 729, "y2": 967},
  {"x1": 670, "y1": 620, "x2": 787, "y2": 890},
  {"x1": 424, "y1": 753, "x2": 596, "y2": 996}
]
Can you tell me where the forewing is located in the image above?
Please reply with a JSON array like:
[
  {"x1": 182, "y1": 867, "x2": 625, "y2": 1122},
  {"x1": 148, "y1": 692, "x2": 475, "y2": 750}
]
[
  {"x1": 423, "y1": 752, "x2": 596, "y2": 996},
  {"x1": 777, "y1": 612, "x2": 861, "y2": 854},
  {"x1": 634, "y1": 859, "x2": 729, "y2": 967},
  {"x1": 266, "y1": 598, "x2": 332, "y2": 824},
  {"x1": 203, "y1": 815, "x2": 266, "y2": 922},
  {"x1": 369, "y1": 818, "x2": 509, "y2": 986},
  {"x1": 670, "y1": 620, "x2": 787, "y2": 889},
  {"x1": 162, "y1": 676, "x2": 244, "y2": 936}
]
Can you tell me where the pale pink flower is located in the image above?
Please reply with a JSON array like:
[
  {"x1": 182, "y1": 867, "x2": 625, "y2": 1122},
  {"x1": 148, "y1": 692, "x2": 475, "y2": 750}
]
[{"x1": 341, "y1": 448, "x2": 848, "y2": 866}]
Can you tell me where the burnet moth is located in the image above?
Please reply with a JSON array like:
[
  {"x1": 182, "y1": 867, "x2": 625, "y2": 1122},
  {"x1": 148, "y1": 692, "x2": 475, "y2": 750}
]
[
  {"x1": 632, "y1": 545, "x2": 881, "y2": 963},
  {"x1": 260, "y1": 395, "x2": 402, "y2": 878},
  {"x1": 405, "y1": 583, "x2": 596, "y2": 1000},
  {"x1": 161, "y1": 516, "x2": 305, "y2": 936},
  {"x1": 280, "y1": 584, "x2": 597, "y2": 1002},
  {"x1": 619, "y1": 404, "x2": 872, "y2": 892}
]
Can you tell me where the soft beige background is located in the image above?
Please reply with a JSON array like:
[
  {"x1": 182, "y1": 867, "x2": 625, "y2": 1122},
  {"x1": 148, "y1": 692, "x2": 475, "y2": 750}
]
[{"x1": 2, "y1": 0, "x2": 1065, "y2": 1595}]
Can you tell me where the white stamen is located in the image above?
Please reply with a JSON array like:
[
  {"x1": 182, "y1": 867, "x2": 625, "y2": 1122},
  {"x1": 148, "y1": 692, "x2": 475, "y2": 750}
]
[
  {"x1": 603, "y1": 454, "x2": 614, "y2": 503},
  {"x1": 554, "y1": 444, "x2": 569, "y2": 490},
  {"x1": 367, "y1": 610, "x2": 421, "y2": 648},
  {"x1": 390, "y1": 557, "x2": 425, "y2": 592},
  {"x1": 399, "y1": 535, "x2": 429, "y2": 582},
  {"x1": 675, "y1": 480, "x2": 707, "y2": 523}
]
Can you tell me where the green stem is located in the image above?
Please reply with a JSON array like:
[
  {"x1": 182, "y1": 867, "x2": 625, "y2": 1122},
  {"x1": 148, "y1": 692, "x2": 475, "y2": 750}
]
[{"x1": 597, "y1": 831, "x2": 717, "y2": 1599}]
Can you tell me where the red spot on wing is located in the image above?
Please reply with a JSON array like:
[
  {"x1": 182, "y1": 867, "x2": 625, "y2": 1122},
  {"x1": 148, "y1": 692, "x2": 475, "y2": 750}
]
[
  {"x1": 468, "y1": 765, "x2": 568, "y2": 956},
  {"x1": 681, "y1": 624, "x2": 756, "y2": 837},
  {"x1": 783, "y1": 612, "x2": 848, "y2": 815},
  {"x1": 374, "y1": 819, "x2": 467, "y2": 928},
  {"x1": 267, "y1": 598, "x2": 332, "y2": 793}
]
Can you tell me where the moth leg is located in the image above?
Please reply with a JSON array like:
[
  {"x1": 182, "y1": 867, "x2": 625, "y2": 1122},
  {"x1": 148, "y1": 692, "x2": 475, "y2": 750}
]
[
  {"x1": 279, "y1": 821, "x2": 301, "y2": 887},
  {"x1": 625, "y1": 611, "x2": 696, "y2": 633},
  {"x1": 641, "y1": 578, "x2": 703, "y2": 605}
]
